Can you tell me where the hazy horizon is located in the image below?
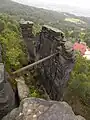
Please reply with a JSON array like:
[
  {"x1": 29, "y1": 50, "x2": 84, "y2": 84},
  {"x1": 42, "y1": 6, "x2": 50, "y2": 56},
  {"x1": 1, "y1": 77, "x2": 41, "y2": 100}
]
[
  {"x1": 12, "y1": 0, "x2": 90, "y2": 17},
  {"x1": 12, "y1": 0, "x2": 90, "y2": 9}
]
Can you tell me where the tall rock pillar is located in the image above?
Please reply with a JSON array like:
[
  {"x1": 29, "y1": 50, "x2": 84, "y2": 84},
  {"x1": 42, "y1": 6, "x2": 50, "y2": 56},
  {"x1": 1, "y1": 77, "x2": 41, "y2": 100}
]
[{"x1": 37, "y1": 25, "x2": 75, "y2": 100}]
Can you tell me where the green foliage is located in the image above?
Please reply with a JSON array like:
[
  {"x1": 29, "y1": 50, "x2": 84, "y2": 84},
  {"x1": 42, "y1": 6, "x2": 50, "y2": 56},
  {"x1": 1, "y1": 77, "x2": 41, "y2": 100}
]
[
  {"x1": 79, "y1": 32, "x2": 86, "y2": 42},
  {"x1": 0, "y1": 19, "x2": 5, "y2": 32},
  {"x1": 64, "y1": 53, "x2": 90, "y2": 120},
  {"x1": 33, "y1": 24, "x2": 42, "y2": 36},
  {"x1": 69, "y1": 53, "x2": 90, "y2": 104},
  {"x1": 0, "y1": 1, "x2": 90, "y2": 118},
  {"x1": 24, "y1": 71, "x2": 46, "y2": 99},
  {"x1": 7, "y1": 22, "x2": 19, "y2": 33},
  {"x1": 1, "y1": 0, "x2": 90, "y2": 45},
  {"x1": 30, "y1": 86, "x2": 42, "y2": 98},
  {"x1": 65, "y1": 18, "x2": 86, "y2": 24},
  {"x1": 0, "y1": 14, "x2": 28, "y2": 72}
]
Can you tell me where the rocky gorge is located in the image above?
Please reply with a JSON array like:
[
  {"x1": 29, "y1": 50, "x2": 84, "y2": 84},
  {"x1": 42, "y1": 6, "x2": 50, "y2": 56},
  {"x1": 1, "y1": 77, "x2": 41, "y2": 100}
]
[{"x1": 0, "y1": 20, "x2": 86, "y2": 120}]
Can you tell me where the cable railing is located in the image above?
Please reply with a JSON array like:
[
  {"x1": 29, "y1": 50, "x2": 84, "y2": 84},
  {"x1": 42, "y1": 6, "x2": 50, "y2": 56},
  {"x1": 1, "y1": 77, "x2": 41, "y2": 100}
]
[{"x1": 12, "y1": 52, "x2": 59, "y2": 75}]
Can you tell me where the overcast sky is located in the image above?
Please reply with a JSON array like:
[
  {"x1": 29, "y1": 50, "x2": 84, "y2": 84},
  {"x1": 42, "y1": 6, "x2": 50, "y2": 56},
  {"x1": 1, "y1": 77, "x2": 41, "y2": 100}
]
[{"x1": 12, "y1": 0, "x2": 90, "y2": 9}]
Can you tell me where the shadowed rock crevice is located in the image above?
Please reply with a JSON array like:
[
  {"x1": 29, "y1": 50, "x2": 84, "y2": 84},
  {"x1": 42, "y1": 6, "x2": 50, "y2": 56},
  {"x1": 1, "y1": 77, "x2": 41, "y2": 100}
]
[
  {"x1": 0, "y1": 21, "x2": 78, "y2": 120},
  {"x1": 2, "y1": 75, "x2": 85, "y2": 120},
  {"x1": 0, "y1": 62, "x2": 16, "y2": 119},
  {"x1": 20, "y1": 21, "x2": 75, "y2": 101},
  {"x1": 0, "y1": 44, "x2": 19, "y2": 119}
]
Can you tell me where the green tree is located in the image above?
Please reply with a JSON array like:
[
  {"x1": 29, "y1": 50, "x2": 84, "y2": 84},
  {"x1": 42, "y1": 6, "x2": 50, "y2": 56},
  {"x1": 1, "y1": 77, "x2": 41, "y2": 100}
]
[
  {"x1": 33, "y1": 24, "x2": 42, "y2": 36},
  {"x1": 64, "y1": 53, "x2": 90, "y2": 120},
  {"x1": 0, "y1": 19, "x2": 5, "y2": 32},
  {"x1": 0, "y1": 14, "x2": 28, "y2": 72},
  {"x1": 69, "y1": 53, "x2": 90, "y2": 104},
  {"x1": 7, "y1": 22, "x2": 19, "y2": 33}
]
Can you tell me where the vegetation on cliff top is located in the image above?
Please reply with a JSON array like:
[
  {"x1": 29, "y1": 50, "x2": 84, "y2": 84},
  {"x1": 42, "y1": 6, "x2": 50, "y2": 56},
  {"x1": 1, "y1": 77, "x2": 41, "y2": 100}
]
[
  {"x1": 0, "y1": 14, "x2": 28, "y2": 72},
  {"x1": 0, "y1": 13, "x2": 46, "y2": 99},
  {"x1": 64, "y1": 53, "x2": 90, "y2": 120},
  {"x1": 0, "y1": 1, "x2": 90, "y2": 119}
]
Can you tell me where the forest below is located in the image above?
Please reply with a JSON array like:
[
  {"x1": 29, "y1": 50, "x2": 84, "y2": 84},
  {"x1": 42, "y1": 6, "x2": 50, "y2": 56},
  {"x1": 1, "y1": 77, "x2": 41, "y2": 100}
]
[
  {"x1": 1, "y1": 0, "x2": 90, "y2": 46},
  {"x1": 0, "y1": 0, "x2": 90, "y2": 120}
]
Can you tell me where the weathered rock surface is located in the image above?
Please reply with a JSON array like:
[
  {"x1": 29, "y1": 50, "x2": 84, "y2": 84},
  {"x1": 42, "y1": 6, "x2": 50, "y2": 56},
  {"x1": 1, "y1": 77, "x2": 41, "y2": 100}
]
[
  {"x1": 36, "y1": 25, "x2": 75, "y2": 100},
  {"x1": 0, "y1": 63, "x2": 16, "y2": 119},
  {"x1": 15, "y1": 76, "x2": 29, "y2": 100},
  {"x1": 20, "y1": 23, "x2": 75, "y2": 101},
  {"x1": 76, "y1": 115, "x2": 86, "y2": 120},
  {"x1": 20, "y1": 20, "x2": 35, "y2": 61},
  {"x1": 2, "y1": 97, "x2": 86, "y2": 120}
]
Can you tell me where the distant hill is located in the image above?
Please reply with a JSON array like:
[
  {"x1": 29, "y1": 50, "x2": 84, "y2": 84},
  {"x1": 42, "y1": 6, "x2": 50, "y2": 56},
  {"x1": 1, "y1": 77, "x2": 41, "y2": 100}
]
[
  {"x1": 0, "y1": 0, "x2": 90, "y2": 31},
  {"x1": 18, "y1": 1, "x2": 90, "y2": 17}
]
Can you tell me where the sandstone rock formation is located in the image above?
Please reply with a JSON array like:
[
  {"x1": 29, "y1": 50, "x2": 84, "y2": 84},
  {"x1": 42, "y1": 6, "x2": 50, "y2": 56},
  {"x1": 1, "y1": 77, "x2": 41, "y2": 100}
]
[
  {"x1": 36, "y1": 25, "x2": 75, "y2": 100},
  {"x1": 20, "y1": 22, "x2": 75, "y2": 101},
  {"x1": 0, "y1": 44, "x2": 16, "y2": 119},
  {"x1": 20, "y1": 20, "x2": 35, "y2": 61},
  {"x1": 2, "y1": 67, "x2": 85, "y2": 120},
  {"x1": 2, "y1": 97, "x2": 86, "y2": 120},
  {"x1": 0, "y1": 63, "x2": 16, "y2": 119},
  {"x1": 0, "y1": 20, "x2": 84, "y2": 120},
  {"x1": 15, "y1": 76, "x2": 29, "y2": 100}
]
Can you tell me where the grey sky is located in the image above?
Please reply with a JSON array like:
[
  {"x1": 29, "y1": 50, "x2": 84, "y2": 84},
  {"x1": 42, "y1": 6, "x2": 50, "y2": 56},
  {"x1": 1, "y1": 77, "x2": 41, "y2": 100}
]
[{"x1": 12, "y1": 0, "x2": 90, "y2": 9}]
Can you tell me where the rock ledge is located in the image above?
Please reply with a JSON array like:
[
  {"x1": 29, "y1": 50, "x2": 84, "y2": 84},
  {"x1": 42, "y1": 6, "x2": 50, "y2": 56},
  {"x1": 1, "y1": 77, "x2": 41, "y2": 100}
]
[{"x1": 2, "y1": 97, "x2": 85, "y2": 120}]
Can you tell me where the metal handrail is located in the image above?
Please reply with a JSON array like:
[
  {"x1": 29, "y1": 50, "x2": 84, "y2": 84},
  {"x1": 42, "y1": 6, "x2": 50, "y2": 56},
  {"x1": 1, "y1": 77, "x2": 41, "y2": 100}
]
[{"x1": 12, "y1": 52, "x2": 59, "y2": 75}]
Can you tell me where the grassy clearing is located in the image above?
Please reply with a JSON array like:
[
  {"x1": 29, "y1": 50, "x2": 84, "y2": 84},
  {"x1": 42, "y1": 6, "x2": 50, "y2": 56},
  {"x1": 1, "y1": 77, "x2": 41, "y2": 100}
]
[{"x1": 65, "y1": 18, "x2": 86, "y2": 24}]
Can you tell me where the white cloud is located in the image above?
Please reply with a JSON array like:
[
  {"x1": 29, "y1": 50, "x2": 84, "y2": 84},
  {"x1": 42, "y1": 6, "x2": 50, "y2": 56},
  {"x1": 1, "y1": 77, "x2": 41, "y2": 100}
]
[{"x1": 12, "y1": 0, "x2": 90, "y2": 9}]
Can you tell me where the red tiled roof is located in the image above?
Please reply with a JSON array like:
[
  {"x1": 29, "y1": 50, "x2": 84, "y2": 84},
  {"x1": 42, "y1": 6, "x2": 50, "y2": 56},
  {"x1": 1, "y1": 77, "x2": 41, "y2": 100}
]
[{"x1": 73, "y1": 42, "x2": 87, "y2": 55}]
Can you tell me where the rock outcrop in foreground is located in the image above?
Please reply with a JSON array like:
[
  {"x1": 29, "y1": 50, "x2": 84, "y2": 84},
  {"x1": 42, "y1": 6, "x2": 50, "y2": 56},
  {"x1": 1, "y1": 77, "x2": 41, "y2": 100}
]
[
  {"x1": 2, "y1": 75, "x2": 86, "y2": 120},
  {"x1": 2, "y1": 97, "x2": 85, "y2": 120}
]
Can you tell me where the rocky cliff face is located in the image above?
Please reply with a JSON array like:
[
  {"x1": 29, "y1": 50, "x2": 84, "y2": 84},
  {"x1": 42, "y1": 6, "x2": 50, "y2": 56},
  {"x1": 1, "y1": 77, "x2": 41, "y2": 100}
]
[
  {"x1": 0, "y1": 21, "x2": 77, "y2": 119},
  {"x1": 2, "y1": 97, "x2": 85, "y2": 120},
  {"x1": 0, "y1": 52, "x2": 16, "y2": 119},
  {"x1": 20, "y1": 20, "x2": 35, "y2": 62},
  {"x1": 1, "y1": 70, "x2": 85, "y2": 120},
  {"x1": 20, "y1": 22, "x2": 75, "y2": 101},
  {"x1": 36, "y1": 25, "x2": 75, "y2": 100}
]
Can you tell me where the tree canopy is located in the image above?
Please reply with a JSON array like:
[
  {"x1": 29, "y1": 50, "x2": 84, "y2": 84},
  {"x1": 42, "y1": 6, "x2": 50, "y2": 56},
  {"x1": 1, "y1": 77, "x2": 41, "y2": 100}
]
[{"x1": 0, "y1": 14, "x2": 28, "y2": 72}]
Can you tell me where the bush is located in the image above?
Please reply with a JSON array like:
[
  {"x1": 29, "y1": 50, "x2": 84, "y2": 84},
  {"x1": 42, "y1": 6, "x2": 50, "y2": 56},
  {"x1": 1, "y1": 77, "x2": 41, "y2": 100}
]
[
  {"x1": 0, "y1": 14, "x2": 28, "y2": 72},
  {"x1": 69, "y1": 53, "x2": 90, "y2": 104}
]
